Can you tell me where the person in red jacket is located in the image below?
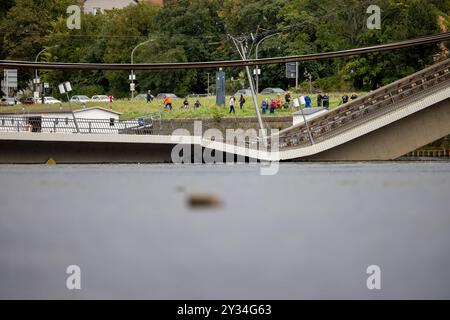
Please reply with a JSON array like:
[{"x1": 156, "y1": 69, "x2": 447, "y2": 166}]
[
  {"x1": 270, "y1": 98, "x2": 277, "y2": 114},
  {"x1": 164, "y1": 96, "x2": 173, "y2": 110},
  {"x1": 276, "y1": 95, "x2": 282, "y2": 109}
]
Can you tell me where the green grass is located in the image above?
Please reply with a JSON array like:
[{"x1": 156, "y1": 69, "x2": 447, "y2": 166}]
[{"x1": 2, "y1": 93, "x2": 365, "y2": 120}]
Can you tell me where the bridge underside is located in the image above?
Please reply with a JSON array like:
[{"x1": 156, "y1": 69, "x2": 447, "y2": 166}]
[
  {"x1": 301, "y1": 97, "x2": 450, "y2": 161},
  {"x1": 0, "y1": 140, "x2": 176, "y2": 164}
]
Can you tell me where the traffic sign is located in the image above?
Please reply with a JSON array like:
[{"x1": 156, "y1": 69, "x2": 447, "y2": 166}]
[
  {"x1": 59, "y1": 82, "x2": 72, "y2": 94},
  {"x1": 4, "y1": 69, "x2": 18, "y2": 88},
  {"x1": 286, "y1": 63, "x2": 297, "y2": 79}
]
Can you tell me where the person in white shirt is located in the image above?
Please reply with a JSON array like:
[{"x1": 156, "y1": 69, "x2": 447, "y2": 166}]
[{"x1": 229, "y1": 96, "x2": 236, "y2": 114}]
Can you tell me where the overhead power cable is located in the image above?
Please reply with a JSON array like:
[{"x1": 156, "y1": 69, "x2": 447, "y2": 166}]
[{"x1": 0, "y1": 32, "x2": 449, "y2": 71}]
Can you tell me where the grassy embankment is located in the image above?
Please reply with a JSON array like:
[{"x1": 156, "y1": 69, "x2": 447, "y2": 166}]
[{"x1": 1, "y1": 93, "x2": 365, "y2": 120}]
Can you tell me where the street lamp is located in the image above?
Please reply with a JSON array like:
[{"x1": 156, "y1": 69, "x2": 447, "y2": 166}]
[
  {"x1": 255, "y1": 33, "x2": 280, "y2": 94},
  {"x1": 130, "y1": 39, "x2": 154, "y2": 99},
  {"x1": 34, "y1": 45, "x2": 59, "y2": 103}
]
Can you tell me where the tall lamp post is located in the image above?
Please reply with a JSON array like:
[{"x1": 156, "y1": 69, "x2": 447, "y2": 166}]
[
  {"x1": 255, "y1": 33, "x2": 280, "y2": 94},
  {"x1": 130, "y1": 39, "x2": 154, "y2": 99},
  {"x1": 34, "y1": 45, "x2": 58, "y2": 103},
  {"x1": 229, "y1": 35, "x2": 265, "y2": 136}
]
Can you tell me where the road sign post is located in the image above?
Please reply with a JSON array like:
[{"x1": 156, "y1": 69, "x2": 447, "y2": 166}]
[
  {"x1": 59, "y1": 81, "x2": 79, "y2": 133},
  {"x1": 286, "y1": 62, "x2": 299, "y2": 88},
  {"x1": 3, "y1": 69, "x2": 18, "y2": 97}
]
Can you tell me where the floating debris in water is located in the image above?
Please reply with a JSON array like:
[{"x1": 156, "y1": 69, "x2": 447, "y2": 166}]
[
  {"x1": 46, "y1": 158, "x2": 56, "y2": 166},
  {"x1": 188, "y1": 194, "x2": 223, "y2": 209}
]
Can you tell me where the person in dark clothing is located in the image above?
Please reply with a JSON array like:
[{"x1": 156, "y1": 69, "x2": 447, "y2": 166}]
[
  {"x1": 146, "y1": 90, "x2": 154, "y2": 103},
  {"x1": 351, "y1": 93, "x2": 358, "y2": 100},
  {"x1": 342, "y1": 94, "x2": 349, "y2": 104},
  {"x1": 285, "y1": 92, "x2": 291, "y2": 107},
  {"x1": 322, "y1": 93, "x2": 330, "y2": 110},
  {"x1": 182, "y1": 98, "x2": 189, "y2": 109},
  {"x1": 194, "y1": 100, "x2": 201, "y2": 108},
  {"x1": 317, "y1": 93, "x2": 323, "y2": 107},
  {"x1": 239, "y1": 94, "x2": 245, "y2": 110}
]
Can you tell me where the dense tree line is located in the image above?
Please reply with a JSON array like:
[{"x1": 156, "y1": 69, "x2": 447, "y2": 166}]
[{"x1": 0, "y1": 0, "x2": 449, "y2": 98}]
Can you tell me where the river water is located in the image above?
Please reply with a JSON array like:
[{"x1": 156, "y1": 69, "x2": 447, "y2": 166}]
[{"x1": 0, "y1": 162, "x2": 449, "y2": 299}]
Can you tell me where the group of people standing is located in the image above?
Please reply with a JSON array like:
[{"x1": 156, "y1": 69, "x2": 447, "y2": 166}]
[
  {"x1": 316, "y1": 92, "x2": 358, "y2": 109},
  {"x1": 229, "y1": 91, "x2": 359, "y2": 115},
  {"x1": 317, "y1": 93, "x2": 330, "y2": 109},
  {"x1": 341, "y1": 93, "x2": 358, "y2": 105},
  {"x1": 156, "y1": 90, "x2": 359, "y2": 114},
  {"x1": 181, "y1": 98, "x2": 202, "y2": 109},
  {"x1": 261, "y1": 94, "x2": 291, "y2": 114},
  {"x1": 162, "y1": 96, "x2": 202, "y2": 110},
  {"x1": 228, "y1": 94, "x2": 247, "y2": 114}
]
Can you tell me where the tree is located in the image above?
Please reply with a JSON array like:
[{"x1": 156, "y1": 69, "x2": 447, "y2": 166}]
[
  {"x1": 279, "y1": 0, "x2": 447, "y2": 91},
  {"x1": 0, "y1": 0, "x2": 73, "y2": 89}
]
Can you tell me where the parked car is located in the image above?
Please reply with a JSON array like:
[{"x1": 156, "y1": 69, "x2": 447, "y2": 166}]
[
  {"x1": 188, "y1": 93, "x2": 212, "y2": 98},
  {"x1": 260, "y1": 88, "x2": 286, "y2": 95},
  {"x1": 156, "y1": 93, "x2": 179, "y2": 100},
  {"x1": 134, "y1": 93, "x2": 147, "y2": 100},
  {"x1": 235, "y1": 89, "x2": 253, "y2": 96},
  {"x1": 91, "y1": 95, "x2": 110, "y2": 102},
  {"x1": 70, "y1": 95, "x2": 91, "y2": 103},
  {"x1": 43, "y1": 97, "x2": 62, "y2": 104},
  {"x1": 23, "y1": 97, "x2": 35, "y2": 105},
  {"x1": 0, "y1": 97, "x2": 21, "y2": 106}
]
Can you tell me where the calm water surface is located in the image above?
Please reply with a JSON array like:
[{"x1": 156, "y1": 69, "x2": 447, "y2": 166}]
[{"x1": 0, "y1": 162, "x2": 449, "y2": 299}]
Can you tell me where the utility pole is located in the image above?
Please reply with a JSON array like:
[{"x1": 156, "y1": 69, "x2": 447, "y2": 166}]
[
  {"x1": 34, "y1": 45, "x2": 58, "y2": 104},
  {"x1": 207, "y1": 73, "x2": 210, "y2": 96},
  {"x1": 255, "y1": 32, "x2": 280, "y2": 94},
  {"x1": 229, "y1": 34, "x2": 265, "y2": 136}
]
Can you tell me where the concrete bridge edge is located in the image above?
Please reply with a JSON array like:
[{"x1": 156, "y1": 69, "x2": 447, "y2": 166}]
[{"x1": 302, "y1": 98, "x2": 450, "y2": 161}]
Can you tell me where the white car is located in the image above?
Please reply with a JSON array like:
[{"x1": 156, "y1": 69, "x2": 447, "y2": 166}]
[
  {"x1": 260, "y1": 88, "x2": 287, "y2": 95},
  {"x1": 156, "y1": 93, "x2": 179, "y2": 100},
  {"x1": 1, "y1": 97, "x2": 21, "y2": 106},
  {"x1": 43, "y1": 97, "x2": 62, "y2": 104},
  {"x1": 91, "y1": 95, "x2": 110, "y2": 102},
  {"x1": 70, "y1": 95, "x2": 91, "y2": 103},
  {"x1": 235, "y1": 89, "x2": 253, "y2": 96}
]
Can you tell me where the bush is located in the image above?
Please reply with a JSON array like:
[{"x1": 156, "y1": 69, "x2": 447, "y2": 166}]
[
  {"x1": 312, "y1": 75, "x2": 351, "y2": 92},
  {"x1": 212, "y1": 108, "x2": 223, "y2": 122}
]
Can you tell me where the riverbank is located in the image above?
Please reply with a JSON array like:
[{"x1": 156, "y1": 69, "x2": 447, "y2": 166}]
[{"x1": 3, "y1": 93, "x2": 364, "y2": 120}]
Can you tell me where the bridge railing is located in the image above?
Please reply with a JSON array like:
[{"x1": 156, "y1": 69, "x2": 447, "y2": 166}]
[
  {"x1": 0, "y1": 116, "x2": 173, "y2": 135},
  {"x1": 275, "y1": 59, "x2": 450, "y2": 149}
]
